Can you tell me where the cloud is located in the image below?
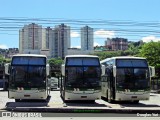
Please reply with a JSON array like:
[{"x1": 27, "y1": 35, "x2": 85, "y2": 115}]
[
  {"x1": 71, "y1": 31, "x2": 80, "y2": 38},
  {"x1": 0, "y1": 44, "x2": 8, "y2": 49},
  {"x1": 94, "y1": 42, "x2": 100, "y2": 46},
  {"x1": 94, "y1": 29, "x2": 115, "y2": 38},
  {"x1": 141, "y1": 35, "x2": 160, "y2": 43}
]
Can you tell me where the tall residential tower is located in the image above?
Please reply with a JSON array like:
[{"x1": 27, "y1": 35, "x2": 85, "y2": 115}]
[
  {"x1": 51, "y1": 24, "x2": 70, "y2": 58},
  {"x1": 81, "y1": 26, "x2": 93, "y2": 51},
  {"x1": 19, "y1": 23, "x2": 42, "y2": 54}
]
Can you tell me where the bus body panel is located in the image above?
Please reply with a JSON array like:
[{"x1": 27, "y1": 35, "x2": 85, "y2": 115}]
[
  {"x1": 64, "y1": 91, "x2": 101, "y2": 100},
  {"x1": 115, "y1": 92, "x2": 150, "y2": 101},
  {"x1": 8, "y1": 90, "x2": 48, "y2": 100}
]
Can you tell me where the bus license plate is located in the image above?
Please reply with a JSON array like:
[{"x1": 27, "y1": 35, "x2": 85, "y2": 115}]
[
  {"x1": 24, "y1": 95, "x2": 30, "y2": 97},
  {"x1": 81, "y1": 96, "x2": 87, "y2": 98},
  {"x1": 131, "y1": 96, "x2": 137, "y2": 98}
]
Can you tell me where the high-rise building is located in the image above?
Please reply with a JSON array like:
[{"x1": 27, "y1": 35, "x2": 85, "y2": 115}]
[
  {"x1": 45, "y1": 27, "x2": 54, "y2": 49},
  {"x1": 81, "y1": 26, "x2": 93, "y2": 51},
  {"x1": 51, "y1": 24, "x2": 70, "y2": 58},
  {"x1": 19, "y1": 23, "x2": 70, "y2": 58},
  {"x1": 19, "y1": 23, "x2": 42, "y2": 53}
]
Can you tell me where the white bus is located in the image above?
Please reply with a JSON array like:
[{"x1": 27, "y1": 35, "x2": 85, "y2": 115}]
[
  {"x1": 60, "y1": 55, "x2": 105, "y2": 102},
  {"x1": 100, "y1": 56, "x2": 155, "y2": 103},
  {"x1": 5, "y1": 54, "x2": 50, "y2": 102}
]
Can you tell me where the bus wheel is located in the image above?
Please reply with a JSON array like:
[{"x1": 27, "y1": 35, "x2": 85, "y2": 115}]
[
  {"x1": 106, "y1": 90, "x2": 108, "y2": 101},
  {"x1": 87, "y1": 100, "x2": 95, "y2": 103},
  {"x1": 15, "y1": 99, "x2": 20, "y2": 102},
  {"x1": 64, "y1": 100, "x2": 70, "y2": 103},
  {"x1": 108, "y1": 98, "x2": 112, "y2": 103},
  {"x1": 107, "y1": 93, "x2": 114, "y2": 103},
  {"x1": 107, "y1": 91, "x2": 112, "y2": 103}
]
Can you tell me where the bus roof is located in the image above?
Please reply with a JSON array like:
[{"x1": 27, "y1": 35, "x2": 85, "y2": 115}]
[
  {"x1": 111, "y1": 56, "x2": 146, "y2": 59},
  {"x1": 65, "y1": 55, "x2": 99, "y2": 58},
  {"x1": 100, "y1": 56, "x2": 146, "y2": 63},
  {"x1": 12, "y1": 54, "x2": 47, "y2": 58}
]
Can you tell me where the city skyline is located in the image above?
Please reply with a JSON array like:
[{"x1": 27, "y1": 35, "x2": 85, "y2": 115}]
[
  {"x1": 1, "y1": 0, "x2": 160, "y2": 49},
  {"x1": 19, "y1": 23, "x2": 71, "y2": 58}
]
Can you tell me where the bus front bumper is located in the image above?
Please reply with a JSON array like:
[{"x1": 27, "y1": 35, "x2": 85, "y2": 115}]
[
  {"x1": 115, "y1": 92, "x2": 150, "y2": 101},
  {"x1": 64, "y1": 91, "x2": 101, "y2": 100},
  {"x1": 8, "y1": 90, "x2": 48, "y2": 100}
]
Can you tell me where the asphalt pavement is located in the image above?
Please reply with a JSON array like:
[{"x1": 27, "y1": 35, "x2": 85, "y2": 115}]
[{"x1": 0, "y1": 90, "x2": 160, "y2": 114}]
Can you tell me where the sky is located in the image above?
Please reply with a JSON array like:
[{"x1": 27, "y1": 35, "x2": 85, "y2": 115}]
[{"x1": 1, "y1": 0, "x2": 160, "y2": 49}]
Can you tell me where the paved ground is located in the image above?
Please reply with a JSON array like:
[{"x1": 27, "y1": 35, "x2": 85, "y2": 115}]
[{"x1": 0, "y1": 90, "x2": 160, "y2": 113}]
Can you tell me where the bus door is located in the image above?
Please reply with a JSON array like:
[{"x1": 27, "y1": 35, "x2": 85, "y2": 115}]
[
  {"x1": 62, "y1": 69, "x2": 68, "y2": 99},
  {"x1": 107, "y1": 66, "x2": 115, "y2": 101}
]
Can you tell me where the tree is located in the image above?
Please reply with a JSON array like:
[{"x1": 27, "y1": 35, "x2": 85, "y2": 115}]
[
  {"x1": 140, "y1": 41, "x2": 160, "y2": 77},
  {"x1": 48, "y1": 58, "x2": 63, "y2": 65},
  {"x1": 140, "y1": 42, "x2": 160, "y2": 66},
  {"x1": 48, "y1": 58, "x2": 63, "y2": 78},
  {"x1": 0, "y1": 55, "x2": 4, "y2": 64},
  {"x1": 92, "y1": 51, "x2": 122, "y2": 60},
  {"x1": 127, "y1": 41, "x2": 144, "y2": 56},
  {"x1": 3, "y1": 58, "x2": 11, "y2": 63}
]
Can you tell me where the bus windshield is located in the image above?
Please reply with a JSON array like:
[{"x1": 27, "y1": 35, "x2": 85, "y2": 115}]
[
  {"x1": 116, "y1": 68, "x2": 150, "y2": 90},
  {"x1": 66, "y1": 58, "x2": 100, "y2": 66},
  {"x1": 10, "y1": 56, "x2": 46, "y2": 89},
  {"x1": 12, "y1": 56, "x2": 46, "y2": 65},
  {"x1": 65, "y1": 66, "x2": 101, "y2": 89},
  {"x1": 10, "y1": 66, "x2": 46, "y2": 89},
  {"x1": 116, "y1": 59, "x2": 148, "y2": 67}
]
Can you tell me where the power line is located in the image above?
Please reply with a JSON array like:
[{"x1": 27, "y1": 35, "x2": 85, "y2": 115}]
[{"x1": 1, "y1": 17, "x2": 160, "y2": 40}]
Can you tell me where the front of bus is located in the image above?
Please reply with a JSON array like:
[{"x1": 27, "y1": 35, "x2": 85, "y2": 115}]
[
  {"x1": 115, "y1": 58, "x2": 150, "y2": 102},
  {"x1": 9, "y1": 55, "x2": 48, "y2": 101},
  {"x1": 64, "y1": 56, "x2": 101, "y2": 101}
]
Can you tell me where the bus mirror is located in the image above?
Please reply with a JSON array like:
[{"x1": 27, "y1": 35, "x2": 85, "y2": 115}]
[
  {"x1": 101, "y1": 65, "x2": 105, "y2": 76},
  {"x1": 113, "y1": 66, "x2": 116, "y2": 77},
  {"x1": 149, "y1": 66, "x2": 155, "y2": 77},
  {"x1": 61, "y1": 64, "x2": 65, "y2": 76},
  {"x1": 5, "y1": 63, "x2": 10, "y2": 75},
  {"x1": 46, "y1": 64, "x2": 50, "y2": 76}
]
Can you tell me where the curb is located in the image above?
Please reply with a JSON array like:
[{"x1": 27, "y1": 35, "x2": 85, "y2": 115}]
[{"x1": 4, "y1": 107, "x2": 160, "y2": 113}]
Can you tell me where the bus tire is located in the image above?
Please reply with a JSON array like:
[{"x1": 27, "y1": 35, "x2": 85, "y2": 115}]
[
  {"x1": 106, "y1": 90, "x2": 108, "y2": 101},
  {"x1": 64, "y1": 100, "x2": 69, "y2": 103},
  {"x1": 15, "y1": 99, "x2": 20, "y2": 102},
  {"x1": 89, "y1": 100, "x2": 95, "y2": 103},
  {"x1": 108, "y1": 98, "x2": 112, "y2": 103},
  {"x1": 107, "y1": 91, "x2": 114, "y2": 103}
]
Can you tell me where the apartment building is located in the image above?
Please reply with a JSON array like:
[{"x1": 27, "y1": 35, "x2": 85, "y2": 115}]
[
  {"x1": 81, "y1": 26, "x2": 94, "y2": 51},
  {"x1": 106, "y1": 38, "x2": 128, "y2": 51}
]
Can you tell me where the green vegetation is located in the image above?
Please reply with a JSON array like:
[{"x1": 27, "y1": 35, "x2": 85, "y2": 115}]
[
  {"x1": 0, "y1": 55, "x2": 4, "y2": 63},
  {"x1": 139, "y1": 41, "x2": 160, "y2": 77},
  {"x1": 93, "y1": 51, "x2": 122, "y2": 60},
  {"x1": 139, "y1": 41, "x2": 160, "y2": 67},
  {"x1": 0, "y1": 55, "x2": 11, "y2": 64},
  {"x1": 48, "y1": 58, "x2": 63, "y2": 78},
  {"x1": 48, "y1": 58, "x2": 63, "y2": 65}
]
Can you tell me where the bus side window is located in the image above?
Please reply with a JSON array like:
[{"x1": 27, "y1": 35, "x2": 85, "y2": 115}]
[
  {"x1": 106, "y1": 61, "x2": 110, "y2": 66},
  {"x1": 110, "y1": 60, "x2": 113, "y2": 66}
]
